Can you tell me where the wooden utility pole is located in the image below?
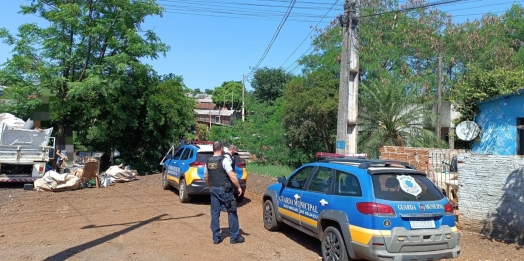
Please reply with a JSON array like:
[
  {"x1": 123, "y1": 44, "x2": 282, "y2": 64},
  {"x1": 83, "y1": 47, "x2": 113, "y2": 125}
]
[
  {"x1": 242, "y1": 74, "x2": 245, "y2": 122},
  {"x1": 436, "y1": 40, "x2": 442, "y2": 140},
  {"x1": 336, "y1": 0, "x2": 360, "y2": 154}
]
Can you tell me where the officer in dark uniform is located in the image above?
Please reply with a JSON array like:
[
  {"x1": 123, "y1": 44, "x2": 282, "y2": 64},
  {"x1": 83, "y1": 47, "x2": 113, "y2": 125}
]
[{"x1": 204, "y1": 141, "x2": 245, "y2": 244}]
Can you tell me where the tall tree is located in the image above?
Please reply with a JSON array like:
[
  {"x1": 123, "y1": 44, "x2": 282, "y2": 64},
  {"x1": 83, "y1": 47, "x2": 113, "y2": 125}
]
[
  {"x1": 0, "y1": 0, "x2": 169, "y2": 139},
  {"x1": 282, "y1": 70, "x2": 339, "y2": 163},
  {"x1": 250, "y1": 67, "x2": 292, "y2": 104}
]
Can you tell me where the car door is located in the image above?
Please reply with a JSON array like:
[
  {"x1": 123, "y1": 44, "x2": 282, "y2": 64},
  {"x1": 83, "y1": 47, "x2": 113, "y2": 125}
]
[
  {"x1": 166, "y1": 147, "x2": 185, "y2": 186},
  {"x1": 300, "y1": 166, "x2": 334, "y2": 232},
  {"x1": 278, "y1": 165, "x2": 315, "y2": 227},
  {"x1": 178, "y1": 147, "x2": 193, "y2": 177}
]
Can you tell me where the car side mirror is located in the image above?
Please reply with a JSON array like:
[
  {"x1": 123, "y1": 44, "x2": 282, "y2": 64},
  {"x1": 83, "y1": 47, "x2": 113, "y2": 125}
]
[{"x1": 277, "y1": 176, "x2": 286, "y2": 185}]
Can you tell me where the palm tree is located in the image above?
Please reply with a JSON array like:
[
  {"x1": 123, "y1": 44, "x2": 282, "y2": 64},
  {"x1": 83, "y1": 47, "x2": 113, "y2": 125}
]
[{"x1": 358, "y1": 77, "x2": 447, "y2": 159}]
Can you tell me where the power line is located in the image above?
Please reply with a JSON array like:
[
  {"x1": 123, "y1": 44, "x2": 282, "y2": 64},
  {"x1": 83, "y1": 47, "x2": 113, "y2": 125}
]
[
  {"x1": 248, "y1": 0, "x2": 298, "y2": 78},
  {"x1": 279, "y1": 0, "x2": 339, "y2": 69}
]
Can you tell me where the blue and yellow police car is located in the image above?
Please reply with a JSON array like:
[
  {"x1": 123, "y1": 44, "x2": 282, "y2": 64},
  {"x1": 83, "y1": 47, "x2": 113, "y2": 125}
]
[
  {"x1": 161, "y1": 144, "x2": 248, "y2": 203},
  {"x1": 262, "y1": 152, "x2": 460, "y2": 261}
]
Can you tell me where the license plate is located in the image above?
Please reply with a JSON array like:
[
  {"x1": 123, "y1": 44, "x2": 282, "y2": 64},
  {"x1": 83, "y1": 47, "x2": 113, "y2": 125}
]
[{"x1": 410, "y1": 220, "x2": 435, "y2": 229}]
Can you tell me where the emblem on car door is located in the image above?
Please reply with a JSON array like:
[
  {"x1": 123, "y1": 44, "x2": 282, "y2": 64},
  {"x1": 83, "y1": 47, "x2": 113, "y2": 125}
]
[
  {"x1": 294, "y1": 194, "x2": 300, "y2": 200},
  {"x1": 319, "y1": 199, "x2": 328, "y2": 206}
]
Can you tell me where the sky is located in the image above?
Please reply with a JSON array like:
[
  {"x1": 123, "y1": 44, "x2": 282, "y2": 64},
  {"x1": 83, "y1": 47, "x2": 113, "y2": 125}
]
[{"x1": 0, "y1": 0, "x2": 521, "y2": 92}]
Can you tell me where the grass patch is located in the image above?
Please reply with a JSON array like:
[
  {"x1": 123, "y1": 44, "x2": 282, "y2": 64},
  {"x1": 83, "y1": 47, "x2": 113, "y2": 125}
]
[{"x1": 246, "y1": 162, "x2": 294, "y2": 178}]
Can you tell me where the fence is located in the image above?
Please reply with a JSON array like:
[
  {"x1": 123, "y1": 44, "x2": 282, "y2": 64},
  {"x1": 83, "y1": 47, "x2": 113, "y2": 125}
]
[{"x1": 427, "y1": 151, "x2": 460, "y2": 201}]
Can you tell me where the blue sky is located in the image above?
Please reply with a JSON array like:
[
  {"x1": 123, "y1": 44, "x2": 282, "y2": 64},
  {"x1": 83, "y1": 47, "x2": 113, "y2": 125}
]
[{"x1": 0, "y1": 0, "x2": 521, "y2": 91}]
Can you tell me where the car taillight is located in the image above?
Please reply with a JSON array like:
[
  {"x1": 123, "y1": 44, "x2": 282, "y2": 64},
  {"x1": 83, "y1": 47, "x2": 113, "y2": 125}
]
[
  {"x1": 190, "y1": 161, "x2": 206, "y2": 168},
  {"x1": 445, "y1": 202, "x2": 454, "y2": 215},
  {"x1": 356, "y1": 202, "x2": 396, "y2": 216},
  {"x1": 236, "y1": 162, "x2": 246, "y2": 168},
  {"x1": 38, "y1": 165, "x2": 44, "y2": 174}
]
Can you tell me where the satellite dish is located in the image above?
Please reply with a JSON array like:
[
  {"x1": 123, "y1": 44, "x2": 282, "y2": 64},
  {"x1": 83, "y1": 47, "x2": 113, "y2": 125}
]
[{"x1": 455, "y1": 121, "x2": 480, "y2": 141}]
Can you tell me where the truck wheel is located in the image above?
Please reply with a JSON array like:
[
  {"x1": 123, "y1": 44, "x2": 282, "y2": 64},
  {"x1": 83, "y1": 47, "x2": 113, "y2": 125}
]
[
  {"x1": 322, "y1": 226, "x2": 349, "y2": 261},
  {"x1": 263, "y1": 199, "x2": 281, "y2": 231},
  {"x1": 162, "y1": 170, "x2": 170, "y2": 190},
  {"x1": 179, "y1": 179, "x2": 191, "y2": 203}
]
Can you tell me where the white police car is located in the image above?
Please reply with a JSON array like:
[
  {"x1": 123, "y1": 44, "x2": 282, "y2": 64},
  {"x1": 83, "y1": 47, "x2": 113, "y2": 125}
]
[{"x1": 262, "y1": 152, "x2": 460, "y2": 261}]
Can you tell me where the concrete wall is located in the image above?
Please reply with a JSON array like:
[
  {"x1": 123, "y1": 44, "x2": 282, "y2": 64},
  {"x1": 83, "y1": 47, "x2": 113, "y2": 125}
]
[
  {"x1": 472, "y1": 93, "x2": 524, "y2": 155},
  {"x1": 457, "y1": 154, "x2": 524, "y2": 244}
]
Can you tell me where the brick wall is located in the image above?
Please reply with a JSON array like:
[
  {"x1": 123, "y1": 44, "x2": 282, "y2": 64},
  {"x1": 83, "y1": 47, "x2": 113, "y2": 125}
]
[
  {"x1": 457, "y1": 154, "x2": 524, "y2": 244},
  {"x1": 380, "y1": 146, "x2": 467, "y2": 174},
  {"x1": 379, "y1": 146, "x2": 430, "y2": 172}
]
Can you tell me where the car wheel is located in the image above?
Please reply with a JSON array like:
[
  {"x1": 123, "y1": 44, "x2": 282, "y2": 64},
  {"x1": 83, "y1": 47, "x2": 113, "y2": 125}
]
[
  {"x1": 179, "y1": 179, "x2": 191, "y2": 203},
  {"x1": 161, "y1": 170, "x2": 170, "y2": 190},
  {"x1": 263, "y1": 199, "x2": 281, "y2": 231},
  {"x1": 322, "y1": 226, "x2": 349, "y2": 261}
]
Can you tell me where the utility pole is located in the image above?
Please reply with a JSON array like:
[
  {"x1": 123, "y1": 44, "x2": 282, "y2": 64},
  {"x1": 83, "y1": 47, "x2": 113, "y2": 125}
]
[
  {"x1": 336, "y1": 0, "x2": 360, "y2": 154},
  {"x1": 242, "y1": 74, "x2": 245, "y2": 122},
  {"x1": 436, "y1": 40, "x2": 442, "y2": 141}
]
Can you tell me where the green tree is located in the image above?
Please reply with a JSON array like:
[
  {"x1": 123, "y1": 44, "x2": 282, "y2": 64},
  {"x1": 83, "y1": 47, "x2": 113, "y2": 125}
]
[
  {"x1": 212, "y1": 81, "x2": 243, "y2": 110},
  {"x1": 250, "y1": 67, "x2": 292, "y2": 104},
  {"x1": 450, "y1": 65, "x2": 524, "y2": 123},
  {"x1": 204, "y1": 89, "x2": 213, "y2": 94},
  {"x1": 210, "y1": 94, "x2": 297, "y2": 166},
  {"x1": 358, "y1": 76, "x2": 447, "y2": 159},
  {"x1": 282, "y1": 71, "x2": 339, "y2": 164},
  {"x1": 0, "y1": 0, "x2": 169, "y2": 139},
  {"x1": 73, "y1": 71, "x2": 195, "y2": 172}
]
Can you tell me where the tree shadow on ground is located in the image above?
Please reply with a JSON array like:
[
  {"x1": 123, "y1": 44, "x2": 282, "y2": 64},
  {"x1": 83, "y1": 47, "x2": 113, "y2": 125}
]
[
  {"x1": 44, "y1": 213, "x2": 200, "y2": 261},
  {"x1": 481, "y1": 168, "x2": 524, "y2": 245}
]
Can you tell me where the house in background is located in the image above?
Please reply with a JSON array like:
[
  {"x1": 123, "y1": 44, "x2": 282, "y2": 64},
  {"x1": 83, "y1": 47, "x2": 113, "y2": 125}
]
[
  {"x1": 194, "y1": 94, "x2": 216, "y2": 110},
  {"x1": 472, "y1": 89, "x2": 524, "y2": 155},
  {"x1": 192, "y1": 93, "x2": 241, "y2": 128}
]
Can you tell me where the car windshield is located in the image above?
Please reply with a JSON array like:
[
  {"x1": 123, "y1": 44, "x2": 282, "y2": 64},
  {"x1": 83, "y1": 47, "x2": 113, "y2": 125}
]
[{"x1": 372, "y1": 173, "x2": 444, "y2": 201}]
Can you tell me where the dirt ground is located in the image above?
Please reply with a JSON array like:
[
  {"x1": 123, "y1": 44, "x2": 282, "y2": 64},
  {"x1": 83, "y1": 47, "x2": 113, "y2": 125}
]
[{"x1": 0, "y1": 173, "x2": 522, "y2": 261}]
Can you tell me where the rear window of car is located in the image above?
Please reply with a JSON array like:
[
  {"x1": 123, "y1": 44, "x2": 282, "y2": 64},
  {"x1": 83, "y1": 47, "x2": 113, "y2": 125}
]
[
  {"x1": 372, "y1": 173, "x2": 444, "y2": 201},
  {"x1": 196, "y1": 152, "x2": 213, "y2": 162}
]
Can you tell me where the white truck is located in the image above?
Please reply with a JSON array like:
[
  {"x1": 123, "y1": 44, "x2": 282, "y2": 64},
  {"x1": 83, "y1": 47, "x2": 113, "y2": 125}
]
[{"x1": 0, "y1": 120, "x2": 55, "y2": 183}]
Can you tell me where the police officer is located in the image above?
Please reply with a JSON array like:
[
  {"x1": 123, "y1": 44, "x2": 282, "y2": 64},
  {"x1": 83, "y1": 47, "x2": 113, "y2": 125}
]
[
  {"x1": 204, "y1": 141, "x2": 245, "y2": 244},
  {"x1": 224, "y1": 144, "x2": 237, "y2": 170}
]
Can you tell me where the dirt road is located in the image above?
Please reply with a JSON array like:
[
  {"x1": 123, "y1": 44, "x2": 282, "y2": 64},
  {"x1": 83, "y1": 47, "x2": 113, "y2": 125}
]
[{"x1": 0, "y1": 173, "x2": 522, "y2": 261}]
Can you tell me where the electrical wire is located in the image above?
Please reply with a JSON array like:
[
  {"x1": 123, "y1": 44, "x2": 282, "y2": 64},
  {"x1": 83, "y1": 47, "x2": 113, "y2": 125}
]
[
  {"x1": 279, "y1": 0, "x2": 339, "y2": 69},
  {"x1": 248, "y1": 0, "x2": 297, "y2": 78}
]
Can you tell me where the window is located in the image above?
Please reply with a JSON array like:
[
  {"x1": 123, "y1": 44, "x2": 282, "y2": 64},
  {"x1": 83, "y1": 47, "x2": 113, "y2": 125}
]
[
  {"x1": 287, "y1": 166, "x2": 314, "y2": 190},
  {"x1": 335, "y1": 170, "x2": 362, "y2": 197},
  {"x1": 173, "y1": 148, "x2": 184, "y2": 160},
  {"x1": 181, "y1": 148, "x2": 192, "y2": 160},
  {"x1": 196, "y1": 152, "x2": 213, "y2": 163},
  {"x1": 372, "y1": 173, "x2": 444, "y2": 201},
  {"x1": 215, "y1": 116, "x2": 220, "y2": 123},
  {"x1": 307, "y1": 167, "x2": 333, "y2": 193}
]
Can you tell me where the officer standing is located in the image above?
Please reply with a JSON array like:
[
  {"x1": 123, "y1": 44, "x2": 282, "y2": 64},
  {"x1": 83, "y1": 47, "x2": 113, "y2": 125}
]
[
  {"x1": 204, "y1": 141, "x2": 245, "y2": 244},
  {"x1": 224, "y1": 144, "x2": 237, "y2": 170}
]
